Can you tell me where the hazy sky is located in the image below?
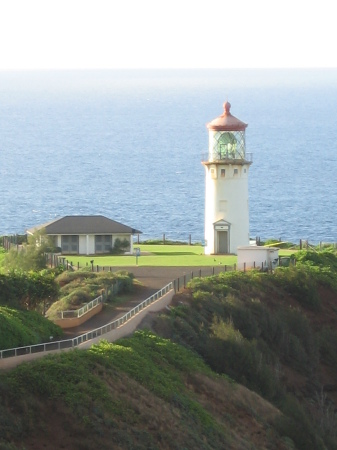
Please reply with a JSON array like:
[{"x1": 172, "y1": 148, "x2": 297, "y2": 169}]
[{"x1": 0, "y1": 0, "x2": 336, "y2": 70}]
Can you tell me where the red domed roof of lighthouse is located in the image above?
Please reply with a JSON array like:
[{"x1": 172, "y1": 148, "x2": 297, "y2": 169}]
[{"x1": 207, "y1": 102, "x2": 248, "y2": 131}]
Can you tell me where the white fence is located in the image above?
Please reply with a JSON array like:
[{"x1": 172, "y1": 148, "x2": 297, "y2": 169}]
[
  {"x1": 54, "y1": 294, "x2": 104, "y2": 319},
  {"x1": 51, "y1": 279, "x2": 122, "y2": 319}
]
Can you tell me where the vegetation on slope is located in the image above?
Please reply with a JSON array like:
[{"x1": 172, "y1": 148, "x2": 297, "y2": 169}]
[
  {"x1": 0, "y1": 265, "x2": 134, "y2": 350},
  {"x1": 46, "y1": 269, "x2": 134, "y2": 317},
  {"x1": 0, "y1": 306, "x2": 63, "y2": 351},
  {"x1": 149, "y1": 250, "x2": 337, "y2": 450},
  {"x1": 0, "y1": 271, "x2": 59, "y2": 311},
  {"x1": 0, "y1": 332, "x2": 289, "y2": 450},
  {"x1": 0, "y1": 270, "x2": 63, "y2": 350}
]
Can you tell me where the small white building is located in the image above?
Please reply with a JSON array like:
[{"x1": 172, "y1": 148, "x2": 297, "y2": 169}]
[
  {"x1": 202, "y1": 102, "x2": 252, "y2": 255},
  {"x1": 237, "y1": 246, "x2": 279, "y2": 271},
  {"x1": 26, "y1": 215, "x2": 141, "y2": 255}
]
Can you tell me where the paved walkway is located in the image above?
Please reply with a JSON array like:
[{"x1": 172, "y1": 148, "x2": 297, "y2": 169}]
[{"x1": 62, "y1": 267, "x2": 195, "y2": 340}]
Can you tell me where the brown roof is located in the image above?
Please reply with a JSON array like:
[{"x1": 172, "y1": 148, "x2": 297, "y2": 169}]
[
  {"x1": 26, "y1": 215, "x2": 142, "y2": 235},
  {"x1": 207, "y1": 101, "x2": 248, "y2": 132}
]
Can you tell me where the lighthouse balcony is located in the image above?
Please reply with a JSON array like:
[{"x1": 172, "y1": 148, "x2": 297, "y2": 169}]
[{"x1": 201, "y1": 152, "x2": 253, "y2": 165}]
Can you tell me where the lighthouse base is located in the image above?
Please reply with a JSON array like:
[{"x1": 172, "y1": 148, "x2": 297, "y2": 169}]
[{"x1": 204, "y1": 218, "x2": 250, "y2": 255}]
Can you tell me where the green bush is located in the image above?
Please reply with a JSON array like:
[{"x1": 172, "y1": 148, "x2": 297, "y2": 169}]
[
  {"x1": 110, "y1": 238, "x2": 130, "y2": 254},
  {"x1": 0, "y1": 271, "x2": 59, "y2": 310}
]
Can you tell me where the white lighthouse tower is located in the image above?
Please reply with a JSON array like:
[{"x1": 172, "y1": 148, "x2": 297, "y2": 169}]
[{"x1": 203, "y1": 102, "x2": 252, "y2": 255}]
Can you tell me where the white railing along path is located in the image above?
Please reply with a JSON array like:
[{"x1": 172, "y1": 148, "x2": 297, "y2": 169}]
[{"x1": 0, "y1": 282, "x2": 173, "y2": 360}]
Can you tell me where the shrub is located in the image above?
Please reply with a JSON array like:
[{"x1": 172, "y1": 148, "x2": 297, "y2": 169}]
[
  {"x1": 205, "y1": 316, "x2": 279, "y2": 399},
  {"x1": 110, "y1": 238, "x2": 130, "y2": 255},
  {"x1": 317, "y1": 327, "x2": 337, "y2": 367},
  {"x1": 275, "y1": 395, "x2": 325, "y2": 450},
  {"x1": 0, "y1": 271, "x2": 59, "y2": 311},
  {"x1": 273, "y1": 266, "x2": 321, "y2": 310}
]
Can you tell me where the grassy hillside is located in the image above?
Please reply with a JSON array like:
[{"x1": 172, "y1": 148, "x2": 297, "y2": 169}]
[
  {"x1": 1, "y1": 332, "x2": 290, "y2": 450},
  {"x1": 149, "y1": 250, "x2": 337, "y2": 450},
  {"x1": 0, "y1": 306, "x2": 63, "y2": 350},
  {"x1": 0, "y1": 250, "x2": 337, "y2": 449}
]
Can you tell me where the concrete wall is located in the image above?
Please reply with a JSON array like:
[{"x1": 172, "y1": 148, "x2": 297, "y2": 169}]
[
  {"x1": 52, "y1": 302, "x2": 103, "y2": 329},
  {"x1": 237, "y1": 246, "x2": 279, "y2": 270}
]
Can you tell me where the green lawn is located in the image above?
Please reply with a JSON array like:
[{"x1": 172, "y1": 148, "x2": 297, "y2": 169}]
[
  {"x1": 61, "y1": 244, "x2": 297, "y2": 268},
  {"x1": 62, "y1": 245, "x2": 237, "y2": 268}
]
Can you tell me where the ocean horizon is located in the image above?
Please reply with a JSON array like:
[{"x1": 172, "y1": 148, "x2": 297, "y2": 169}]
[{"x1": 1, "y1": 68, "x2": 337, "y2": 244}]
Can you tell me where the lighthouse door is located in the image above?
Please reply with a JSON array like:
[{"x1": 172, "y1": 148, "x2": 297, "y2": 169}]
[{"x1": 218, "y1": 231, "x2": 228, "y2": 254}]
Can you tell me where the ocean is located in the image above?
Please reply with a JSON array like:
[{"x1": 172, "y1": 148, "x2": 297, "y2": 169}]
[{"x1": 1, "y1": 69, "x2": 337, "y2": 244}]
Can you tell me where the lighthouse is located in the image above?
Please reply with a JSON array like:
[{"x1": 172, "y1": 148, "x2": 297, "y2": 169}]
[{"x1": 202, "y1": 102, "x2": 252, "y2": 255}]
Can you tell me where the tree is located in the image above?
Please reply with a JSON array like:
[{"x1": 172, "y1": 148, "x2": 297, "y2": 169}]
[
  {"x1": 2, "y1": 229, "x2": 54, "y2": 272},
  {"x1": 0, "y1": 271, "x2": 59, "y2": 311}
]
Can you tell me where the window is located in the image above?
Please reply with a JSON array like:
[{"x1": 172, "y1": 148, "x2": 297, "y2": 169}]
[
  {"x1": 61, "y1": 235, "x2": 79, "y2": 254},
  {"x1": 221, "y1": 169, "x2": 226, "y2": 177},
  {"x1": 234, "y1": 169, "x2": 238, "y2": 175},
  {"x1": 95, "y1": 235, "x2": 112, "y2": 253}
]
